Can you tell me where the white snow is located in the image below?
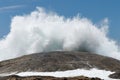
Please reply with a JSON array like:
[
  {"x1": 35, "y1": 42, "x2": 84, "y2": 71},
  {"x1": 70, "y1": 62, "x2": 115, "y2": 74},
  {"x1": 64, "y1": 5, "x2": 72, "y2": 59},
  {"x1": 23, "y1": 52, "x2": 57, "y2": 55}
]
[{"x1": 0, "y1": 68, "x2": 119, "y2": 80}]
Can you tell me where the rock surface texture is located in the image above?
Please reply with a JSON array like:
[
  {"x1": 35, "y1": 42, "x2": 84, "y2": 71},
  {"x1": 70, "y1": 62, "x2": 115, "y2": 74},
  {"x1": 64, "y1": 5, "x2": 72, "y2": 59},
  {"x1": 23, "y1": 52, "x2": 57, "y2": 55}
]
[{"x1": 0, "y1": 51, "x2": 120, "y2": 79}]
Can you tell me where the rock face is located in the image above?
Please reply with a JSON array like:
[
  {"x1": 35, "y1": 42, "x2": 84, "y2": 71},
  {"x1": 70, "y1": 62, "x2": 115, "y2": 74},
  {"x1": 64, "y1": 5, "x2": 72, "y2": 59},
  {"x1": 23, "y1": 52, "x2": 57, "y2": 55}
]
[
  {"x1": 0, "y1": 75, "x2": 102, "y2": 80},
  {"x1": 109, "y1": 71, "x2": 120, "y2": 79},
  {"x1": 0, "y1": 51, "x2": 120, "y2": 73}
]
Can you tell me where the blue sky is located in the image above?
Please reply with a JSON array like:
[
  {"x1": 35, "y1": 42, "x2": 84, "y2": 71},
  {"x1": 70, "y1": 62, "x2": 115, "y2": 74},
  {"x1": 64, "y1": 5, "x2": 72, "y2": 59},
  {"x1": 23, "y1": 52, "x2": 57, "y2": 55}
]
[{"x1": 0, "y1": 0, "x2": 120, "y2": 41}]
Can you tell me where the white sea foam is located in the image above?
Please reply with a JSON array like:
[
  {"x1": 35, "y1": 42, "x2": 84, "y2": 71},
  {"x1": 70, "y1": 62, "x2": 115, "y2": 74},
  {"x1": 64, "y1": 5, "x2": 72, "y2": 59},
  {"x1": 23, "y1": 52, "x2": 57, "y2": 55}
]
[
  {"x1": 0, "y1": 68, "x2": 116, "y2": 80},
  {"x1": 0, "y1": 7, "x2": 120, "y2": 61}
]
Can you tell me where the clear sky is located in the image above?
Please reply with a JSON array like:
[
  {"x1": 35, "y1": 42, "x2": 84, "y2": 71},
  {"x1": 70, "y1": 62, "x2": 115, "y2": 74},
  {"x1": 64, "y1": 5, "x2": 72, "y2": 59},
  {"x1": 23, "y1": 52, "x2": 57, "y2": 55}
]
[{"x1": 0, "y1": 0, "x2": 120, "y2": 42}]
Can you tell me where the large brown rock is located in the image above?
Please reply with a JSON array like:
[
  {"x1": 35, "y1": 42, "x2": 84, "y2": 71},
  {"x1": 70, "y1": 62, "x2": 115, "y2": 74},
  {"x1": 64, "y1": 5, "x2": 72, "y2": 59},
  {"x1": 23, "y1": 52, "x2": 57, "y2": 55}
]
[{"x1": 0, "y1": 51, "x2": 120, "y2": 73}]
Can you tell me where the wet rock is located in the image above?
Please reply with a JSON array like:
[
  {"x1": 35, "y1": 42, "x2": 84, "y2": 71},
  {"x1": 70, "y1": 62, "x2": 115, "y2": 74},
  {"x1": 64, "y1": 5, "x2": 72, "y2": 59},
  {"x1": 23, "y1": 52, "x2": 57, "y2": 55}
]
[
  {"x1": 0, "y1": 51, "x2": 120, "y2": 73},
  {"x1": 109, "y1": 71, "x2": 120, "y2": 79}
]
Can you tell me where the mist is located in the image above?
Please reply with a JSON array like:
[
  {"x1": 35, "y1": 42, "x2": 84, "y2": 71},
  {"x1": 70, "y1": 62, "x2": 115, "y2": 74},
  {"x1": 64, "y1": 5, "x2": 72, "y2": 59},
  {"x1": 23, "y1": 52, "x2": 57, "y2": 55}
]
[{"x1": 0, "y1": 7, "x2": 120, "y2": 61}]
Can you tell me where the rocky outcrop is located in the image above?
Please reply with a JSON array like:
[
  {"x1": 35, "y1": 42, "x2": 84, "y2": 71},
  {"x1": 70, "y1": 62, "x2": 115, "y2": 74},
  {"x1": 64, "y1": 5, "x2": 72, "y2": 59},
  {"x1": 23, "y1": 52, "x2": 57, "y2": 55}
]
[
  {"x1": 0, "y1": 51, "x2": 120, "y2": 73},
  {"x1": 0, "y1": 51, "x2": 120, "y2": 79},
  {"x1": 109, "y1": 71, "x2": 120, "y2": 79},
  {"x1": 0, "y1": 75, "x2": 102, "y2": 80}
]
